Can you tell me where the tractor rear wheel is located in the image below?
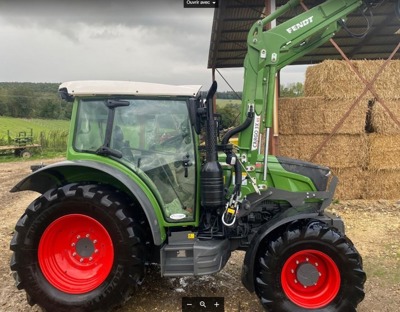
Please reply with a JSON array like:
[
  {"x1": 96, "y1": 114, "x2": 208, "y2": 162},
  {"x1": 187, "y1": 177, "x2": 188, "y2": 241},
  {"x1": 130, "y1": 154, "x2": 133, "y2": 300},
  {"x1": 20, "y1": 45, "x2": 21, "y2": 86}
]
[
  {"x1": 254, "y1": 221, "x2": 366, "y2": 312},
  {"x1": 10, "y1": 183, "x2": 146, "y2": 312}
]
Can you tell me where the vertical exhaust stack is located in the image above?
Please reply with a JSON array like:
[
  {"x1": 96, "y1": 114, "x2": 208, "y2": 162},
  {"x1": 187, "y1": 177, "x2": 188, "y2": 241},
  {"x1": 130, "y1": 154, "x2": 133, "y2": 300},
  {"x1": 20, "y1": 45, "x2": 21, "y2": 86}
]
[{"x1": 201, "y1": 81, "x2": 224, "y2": 209}]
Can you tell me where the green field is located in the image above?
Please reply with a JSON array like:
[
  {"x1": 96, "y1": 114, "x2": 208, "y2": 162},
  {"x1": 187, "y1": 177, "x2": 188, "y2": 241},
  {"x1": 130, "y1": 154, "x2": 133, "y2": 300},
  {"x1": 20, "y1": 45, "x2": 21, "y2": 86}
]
[
  {"x1": 0, "y1": 116, "x2": 70, "y2": 137},
  {"x1": 0, "y1": 117, "x2": 70, "y2": 161}
]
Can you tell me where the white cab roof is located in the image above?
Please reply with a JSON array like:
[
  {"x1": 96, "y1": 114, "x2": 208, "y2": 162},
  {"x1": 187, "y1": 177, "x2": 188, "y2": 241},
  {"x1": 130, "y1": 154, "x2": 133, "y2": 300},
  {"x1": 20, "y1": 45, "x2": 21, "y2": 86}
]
[{"x1": 59, "y1": 80, "x2": 202, "y2": 97}]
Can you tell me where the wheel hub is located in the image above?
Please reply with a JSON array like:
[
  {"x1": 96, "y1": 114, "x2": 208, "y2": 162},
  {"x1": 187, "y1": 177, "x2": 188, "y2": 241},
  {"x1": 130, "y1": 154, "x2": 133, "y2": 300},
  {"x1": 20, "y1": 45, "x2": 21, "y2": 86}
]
[
  {"x1": 74, "y1": 236, "x2": 96, "y2": 259},
  {"x1": 296, "y1": 262, "x2": 320, "y2": 286}
]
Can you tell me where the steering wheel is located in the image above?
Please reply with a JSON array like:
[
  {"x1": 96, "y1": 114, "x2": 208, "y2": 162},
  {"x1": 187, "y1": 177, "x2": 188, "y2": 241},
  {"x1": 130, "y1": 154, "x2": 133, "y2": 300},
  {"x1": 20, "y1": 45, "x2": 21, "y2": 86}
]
[{"x1": 159, "y1": 132, "x2": 186, "y2": 147}]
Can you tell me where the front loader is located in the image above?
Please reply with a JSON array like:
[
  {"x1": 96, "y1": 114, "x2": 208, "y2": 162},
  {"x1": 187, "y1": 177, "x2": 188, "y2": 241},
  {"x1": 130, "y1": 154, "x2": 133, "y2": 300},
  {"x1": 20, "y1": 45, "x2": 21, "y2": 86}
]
[{"x1": 10, "y1": 0, "x2": 369, "y2": 311}]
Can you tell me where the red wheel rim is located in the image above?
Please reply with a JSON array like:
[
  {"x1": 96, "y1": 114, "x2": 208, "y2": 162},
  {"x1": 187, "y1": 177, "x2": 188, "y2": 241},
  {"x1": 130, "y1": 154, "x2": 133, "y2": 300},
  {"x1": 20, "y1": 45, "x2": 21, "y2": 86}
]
[
  {"x1": 38, "y1": 214, "x2": 114, "y2": 294},
  {"x1": 281, "y1": 249, "x2": 340, "y2": 309}
]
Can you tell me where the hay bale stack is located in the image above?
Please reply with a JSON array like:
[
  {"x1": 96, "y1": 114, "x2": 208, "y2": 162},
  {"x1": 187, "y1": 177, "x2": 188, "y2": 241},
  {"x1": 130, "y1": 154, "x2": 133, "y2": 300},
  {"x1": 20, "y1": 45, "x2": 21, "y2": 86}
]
[
  {"x1": 278, "y1": 134, "x2": 367, "y2": 168},
  {"x1": 368, "y1": 134, "x2": 400, "y2": 170},
  {"x1": 331, "y1": 167, "x2": 366, "y2": 200},
  {"x1": 365, "y1": 170, "x2": 400, "y2": 200},
  {"x1": 304, "y1": 60, "x2": 400, "y2": 99},
  {"x1": 278, "y1": 97, "x2": 368, "y2": 135},
  {"x1": 281, "y1": 60, "x2": 400, "y2": 199},
  {"x1": 371, "y1": 100, "x2": 400, "y2": 134}
]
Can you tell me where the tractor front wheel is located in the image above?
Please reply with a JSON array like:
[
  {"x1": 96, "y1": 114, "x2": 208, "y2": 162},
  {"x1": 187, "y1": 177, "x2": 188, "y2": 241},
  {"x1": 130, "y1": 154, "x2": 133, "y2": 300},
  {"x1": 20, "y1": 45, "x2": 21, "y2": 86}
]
[
  {"x1": 254, "y1": 221, "x2": 366, "y2": 312},
  {"x1": 10, "y1": 183, "x2": 145, "y2": 312}
]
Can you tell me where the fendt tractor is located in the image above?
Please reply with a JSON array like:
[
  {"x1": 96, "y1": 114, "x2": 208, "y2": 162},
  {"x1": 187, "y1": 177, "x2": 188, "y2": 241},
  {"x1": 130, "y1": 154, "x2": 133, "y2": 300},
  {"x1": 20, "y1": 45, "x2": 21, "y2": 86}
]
[{"x1": 10, "y1": 0, "x2": 372, "y2": 311}]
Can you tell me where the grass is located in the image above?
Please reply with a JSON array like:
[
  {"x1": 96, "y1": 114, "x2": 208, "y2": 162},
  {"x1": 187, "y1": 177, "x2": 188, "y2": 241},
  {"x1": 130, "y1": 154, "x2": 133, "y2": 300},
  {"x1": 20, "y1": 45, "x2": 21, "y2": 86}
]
[
  {"x1": 0, "y1": 116, "x2": 70, "y2": 139},
  {"x1": 0, "y1": 117, "x2": 70, "y2": 162},
  {"x1": 0, "y1": 151, "x2": 66, "y2": 163}
]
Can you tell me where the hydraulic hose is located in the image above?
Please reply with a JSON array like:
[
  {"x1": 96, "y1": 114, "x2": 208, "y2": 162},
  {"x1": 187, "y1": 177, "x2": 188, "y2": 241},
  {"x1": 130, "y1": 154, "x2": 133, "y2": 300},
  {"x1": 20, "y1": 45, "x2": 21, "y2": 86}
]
[
  {"x1": 221, "y1": 106, "x2": 255, "y2": 146},
  {"x1": 233, "y1": 153, "x2": 242, "y2": 194}
]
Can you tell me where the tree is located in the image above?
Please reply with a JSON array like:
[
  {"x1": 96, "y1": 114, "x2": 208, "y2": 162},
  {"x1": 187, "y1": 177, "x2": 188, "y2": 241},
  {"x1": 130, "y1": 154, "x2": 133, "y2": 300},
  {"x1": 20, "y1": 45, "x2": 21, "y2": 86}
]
[
  {"x1": 217, "y1": 102, "x2": 241, "y2": 128},
  {"x1": 7, "y1": 86, "x2": 34, "y2": 118},
  {"x1": 37, "y1": 99, "x2": 62, "y2": 119},
  {"x1": 280, "y1": 82, "x2": 304, "y2": 97},
  {"x1": 0, "y1": 90, "x2": 9, "y2": 116}
]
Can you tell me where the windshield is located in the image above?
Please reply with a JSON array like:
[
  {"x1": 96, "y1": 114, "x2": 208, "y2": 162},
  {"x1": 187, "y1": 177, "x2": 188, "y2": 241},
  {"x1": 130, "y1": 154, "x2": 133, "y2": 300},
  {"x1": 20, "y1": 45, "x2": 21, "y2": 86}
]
[{"x1": 74, "y1": 98, "x2": 196, "y2": 222}]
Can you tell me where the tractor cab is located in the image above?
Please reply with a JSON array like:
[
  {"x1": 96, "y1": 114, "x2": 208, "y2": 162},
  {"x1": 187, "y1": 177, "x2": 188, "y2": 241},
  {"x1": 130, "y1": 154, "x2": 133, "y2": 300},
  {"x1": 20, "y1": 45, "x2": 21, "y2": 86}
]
[{"x1": 63, "y1": 81, "x2": 201, "y2": 222}]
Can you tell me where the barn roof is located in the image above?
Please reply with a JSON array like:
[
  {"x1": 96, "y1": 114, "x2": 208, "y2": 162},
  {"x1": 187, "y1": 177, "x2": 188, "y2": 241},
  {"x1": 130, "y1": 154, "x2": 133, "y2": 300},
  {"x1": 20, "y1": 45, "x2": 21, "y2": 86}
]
[{"x1": 208, "y1": 0, "x2": 400, "y2": 69}]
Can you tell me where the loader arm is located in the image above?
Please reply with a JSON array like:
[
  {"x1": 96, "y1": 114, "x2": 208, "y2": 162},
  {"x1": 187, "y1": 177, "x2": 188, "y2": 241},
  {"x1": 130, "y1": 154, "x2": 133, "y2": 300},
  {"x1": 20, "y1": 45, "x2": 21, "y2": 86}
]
[{"x1": 238, "y1": 0, "x2": 364, "y2": 174}]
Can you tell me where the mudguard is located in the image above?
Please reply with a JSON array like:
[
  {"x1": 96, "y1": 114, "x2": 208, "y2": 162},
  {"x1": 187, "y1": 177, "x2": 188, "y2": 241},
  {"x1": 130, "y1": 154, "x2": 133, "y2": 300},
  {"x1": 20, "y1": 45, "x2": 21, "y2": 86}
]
[
  {"x1": 241, "y1": 211, "x2": 344, "y2": 292},
  {"x1": 11, "y1": 160, "x2": 164, "y2": 245}
]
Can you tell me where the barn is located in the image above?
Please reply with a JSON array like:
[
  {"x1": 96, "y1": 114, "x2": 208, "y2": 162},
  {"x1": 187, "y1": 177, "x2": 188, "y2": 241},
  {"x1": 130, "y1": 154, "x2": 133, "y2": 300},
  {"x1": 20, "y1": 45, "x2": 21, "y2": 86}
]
[{"x1": 208, "y1": 0, "x2": 400, "y2": 199}]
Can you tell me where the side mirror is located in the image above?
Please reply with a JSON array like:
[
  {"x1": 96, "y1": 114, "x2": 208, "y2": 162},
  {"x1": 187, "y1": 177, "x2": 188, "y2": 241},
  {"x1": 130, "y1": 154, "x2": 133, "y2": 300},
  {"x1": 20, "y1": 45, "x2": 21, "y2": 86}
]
[
  {"x1": 58, "y1": 87, "x2": 74, "y2": 102},
  {"x1": 188, "y1": 98, "x2": 201, "y2": 134}
]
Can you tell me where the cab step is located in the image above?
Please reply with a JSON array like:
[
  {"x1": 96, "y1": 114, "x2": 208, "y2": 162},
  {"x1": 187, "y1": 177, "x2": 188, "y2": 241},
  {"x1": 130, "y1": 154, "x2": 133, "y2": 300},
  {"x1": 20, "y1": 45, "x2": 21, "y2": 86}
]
[{"x1": 160, "y1": 231, "x2": 230, "y2": 277}]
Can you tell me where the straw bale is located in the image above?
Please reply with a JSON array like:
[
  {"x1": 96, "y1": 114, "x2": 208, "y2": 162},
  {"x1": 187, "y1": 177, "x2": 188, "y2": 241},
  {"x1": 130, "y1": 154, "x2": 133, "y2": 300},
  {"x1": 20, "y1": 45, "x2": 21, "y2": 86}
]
[
  {"x1": 365, "y1": 169, "x2": 400, "y2": 200},
  {"x1": 304, "y1": 60, "x2": 367, "y2": 99},
  {"x1": 278, "y1": 134, "x2": 368, "y2": 168},
  {"x1": 368, "y1": 134, "x2": 400, "y2": 170},
  {"x1": 354, "y1": 60, "x2": 400, "y2": 100},
  {"x1": 371, "y1": 100, "x2": 400, "y2": 134},
  {"x1": 278, "y1": 96, "x2": 368, "y2": 135},
  {"x1": 331, "y1": 167, "x2": 366, "y2": 200},
  {"x1": 304, "y1": 60, "x2": 400, "y2": 99},
  {"x1": 278, "y1": 97, "x2": 298, "y2": 135}
]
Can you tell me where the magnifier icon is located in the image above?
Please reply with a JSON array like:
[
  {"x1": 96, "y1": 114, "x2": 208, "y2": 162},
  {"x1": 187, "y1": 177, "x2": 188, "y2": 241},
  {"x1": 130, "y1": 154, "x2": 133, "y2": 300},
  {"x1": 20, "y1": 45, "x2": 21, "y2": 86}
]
[{"x1": 200, "y1": 301, "x2": 206, "y2": 308}]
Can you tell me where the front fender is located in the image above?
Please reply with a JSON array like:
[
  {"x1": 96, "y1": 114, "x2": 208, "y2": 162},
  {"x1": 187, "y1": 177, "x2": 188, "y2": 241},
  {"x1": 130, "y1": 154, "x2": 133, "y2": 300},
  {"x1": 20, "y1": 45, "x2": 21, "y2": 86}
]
[
  {"x1": 11, "y1": 160, "x2": 165, "y2": 245},
  {"x1": 241, "y1": 212, "x2": 344, "y2": 292}
]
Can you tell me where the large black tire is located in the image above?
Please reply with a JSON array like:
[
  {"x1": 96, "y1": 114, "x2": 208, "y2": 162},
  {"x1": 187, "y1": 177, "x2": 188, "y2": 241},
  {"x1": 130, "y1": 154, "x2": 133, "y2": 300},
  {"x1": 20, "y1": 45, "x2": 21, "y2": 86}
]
[
  {"x1": 10, "y1": 183, "x2": 146, "y2": 312},
  {"x1": 254, "y1": 221, "x2": 366, "y2": 312}
]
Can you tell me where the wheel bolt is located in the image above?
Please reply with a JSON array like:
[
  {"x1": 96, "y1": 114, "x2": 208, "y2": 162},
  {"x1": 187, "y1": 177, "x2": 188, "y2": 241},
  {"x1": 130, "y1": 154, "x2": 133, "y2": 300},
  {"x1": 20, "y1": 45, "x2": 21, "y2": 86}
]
[
  {"x1": 86, "y1": 234, "x2": 90, "y2": 238},
  {"x1": 71, "y1": 243, "x2": 75, "y2": 247},
  {"x1": 294, "y1": 279, "x2": 298, "y2": 283},
  {"x1": 319, "y1": 272, "x2": 322, "y2": 277},
  {"x1": 315, "y1": 262, "x2": 318, "y2": 267},
  {"x1": 296, "y1": 260, "x2": 299, "y2": 265},
  {"x1": 94, "y1": 249, "x2": 99, "y2": 253},
  {"x1": 80, "y1": 258, "x2": 83, "y2": 263},
  {"x1": 306, "y1": 258, "x2": 309, "y2": 262},
  {"x1": 93, "y1": 240, "x2": 97, "y2": 244},
  {"x1": 304, "y1": 285, "x2": 307, "y2": 288},
  {"x1": 72, "y1": 252, "x2": 77, "y2": 256},
  {"x1": 89, "y1": 257, "x2": 93, "y2": 261},
  {"x1": 291, "y1": 269, "x2": 294, "y2": 274},
  {"x1": 77, "y1": 235, "x2": 81, "y2": 239}
]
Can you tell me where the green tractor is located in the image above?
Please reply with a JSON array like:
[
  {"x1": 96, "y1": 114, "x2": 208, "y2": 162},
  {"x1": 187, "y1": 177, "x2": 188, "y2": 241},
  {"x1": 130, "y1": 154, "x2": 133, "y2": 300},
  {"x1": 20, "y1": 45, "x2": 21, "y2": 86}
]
[{"x1": 10, "y1": 0, "x2": 367, "y2": 311}]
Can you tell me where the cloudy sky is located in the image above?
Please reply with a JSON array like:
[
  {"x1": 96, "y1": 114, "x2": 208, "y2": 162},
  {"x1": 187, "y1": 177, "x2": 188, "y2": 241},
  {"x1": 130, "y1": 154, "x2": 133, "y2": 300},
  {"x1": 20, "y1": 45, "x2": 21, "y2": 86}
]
[{"x1": 0, "y1": 0, "x2": 306, "y2": 92}]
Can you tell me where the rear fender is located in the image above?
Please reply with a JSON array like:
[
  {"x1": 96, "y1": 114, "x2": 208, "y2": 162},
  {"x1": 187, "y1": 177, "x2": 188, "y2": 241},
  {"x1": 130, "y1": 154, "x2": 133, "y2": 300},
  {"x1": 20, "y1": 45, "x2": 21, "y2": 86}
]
[
  {"x1": 241, "y1": 211, "x2": 344, "y2": 292},
  {"x1": 11, "y1": 160, "x2": 165, "y2": 245}
]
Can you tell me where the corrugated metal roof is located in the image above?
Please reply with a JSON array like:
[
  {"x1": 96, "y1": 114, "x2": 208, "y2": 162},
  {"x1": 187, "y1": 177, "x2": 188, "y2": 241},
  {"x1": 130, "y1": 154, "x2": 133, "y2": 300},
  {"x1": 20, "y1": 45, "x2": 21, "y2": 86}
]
[{"x1": 208, "y1": 0, "x2": 400, "y2": 68}]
